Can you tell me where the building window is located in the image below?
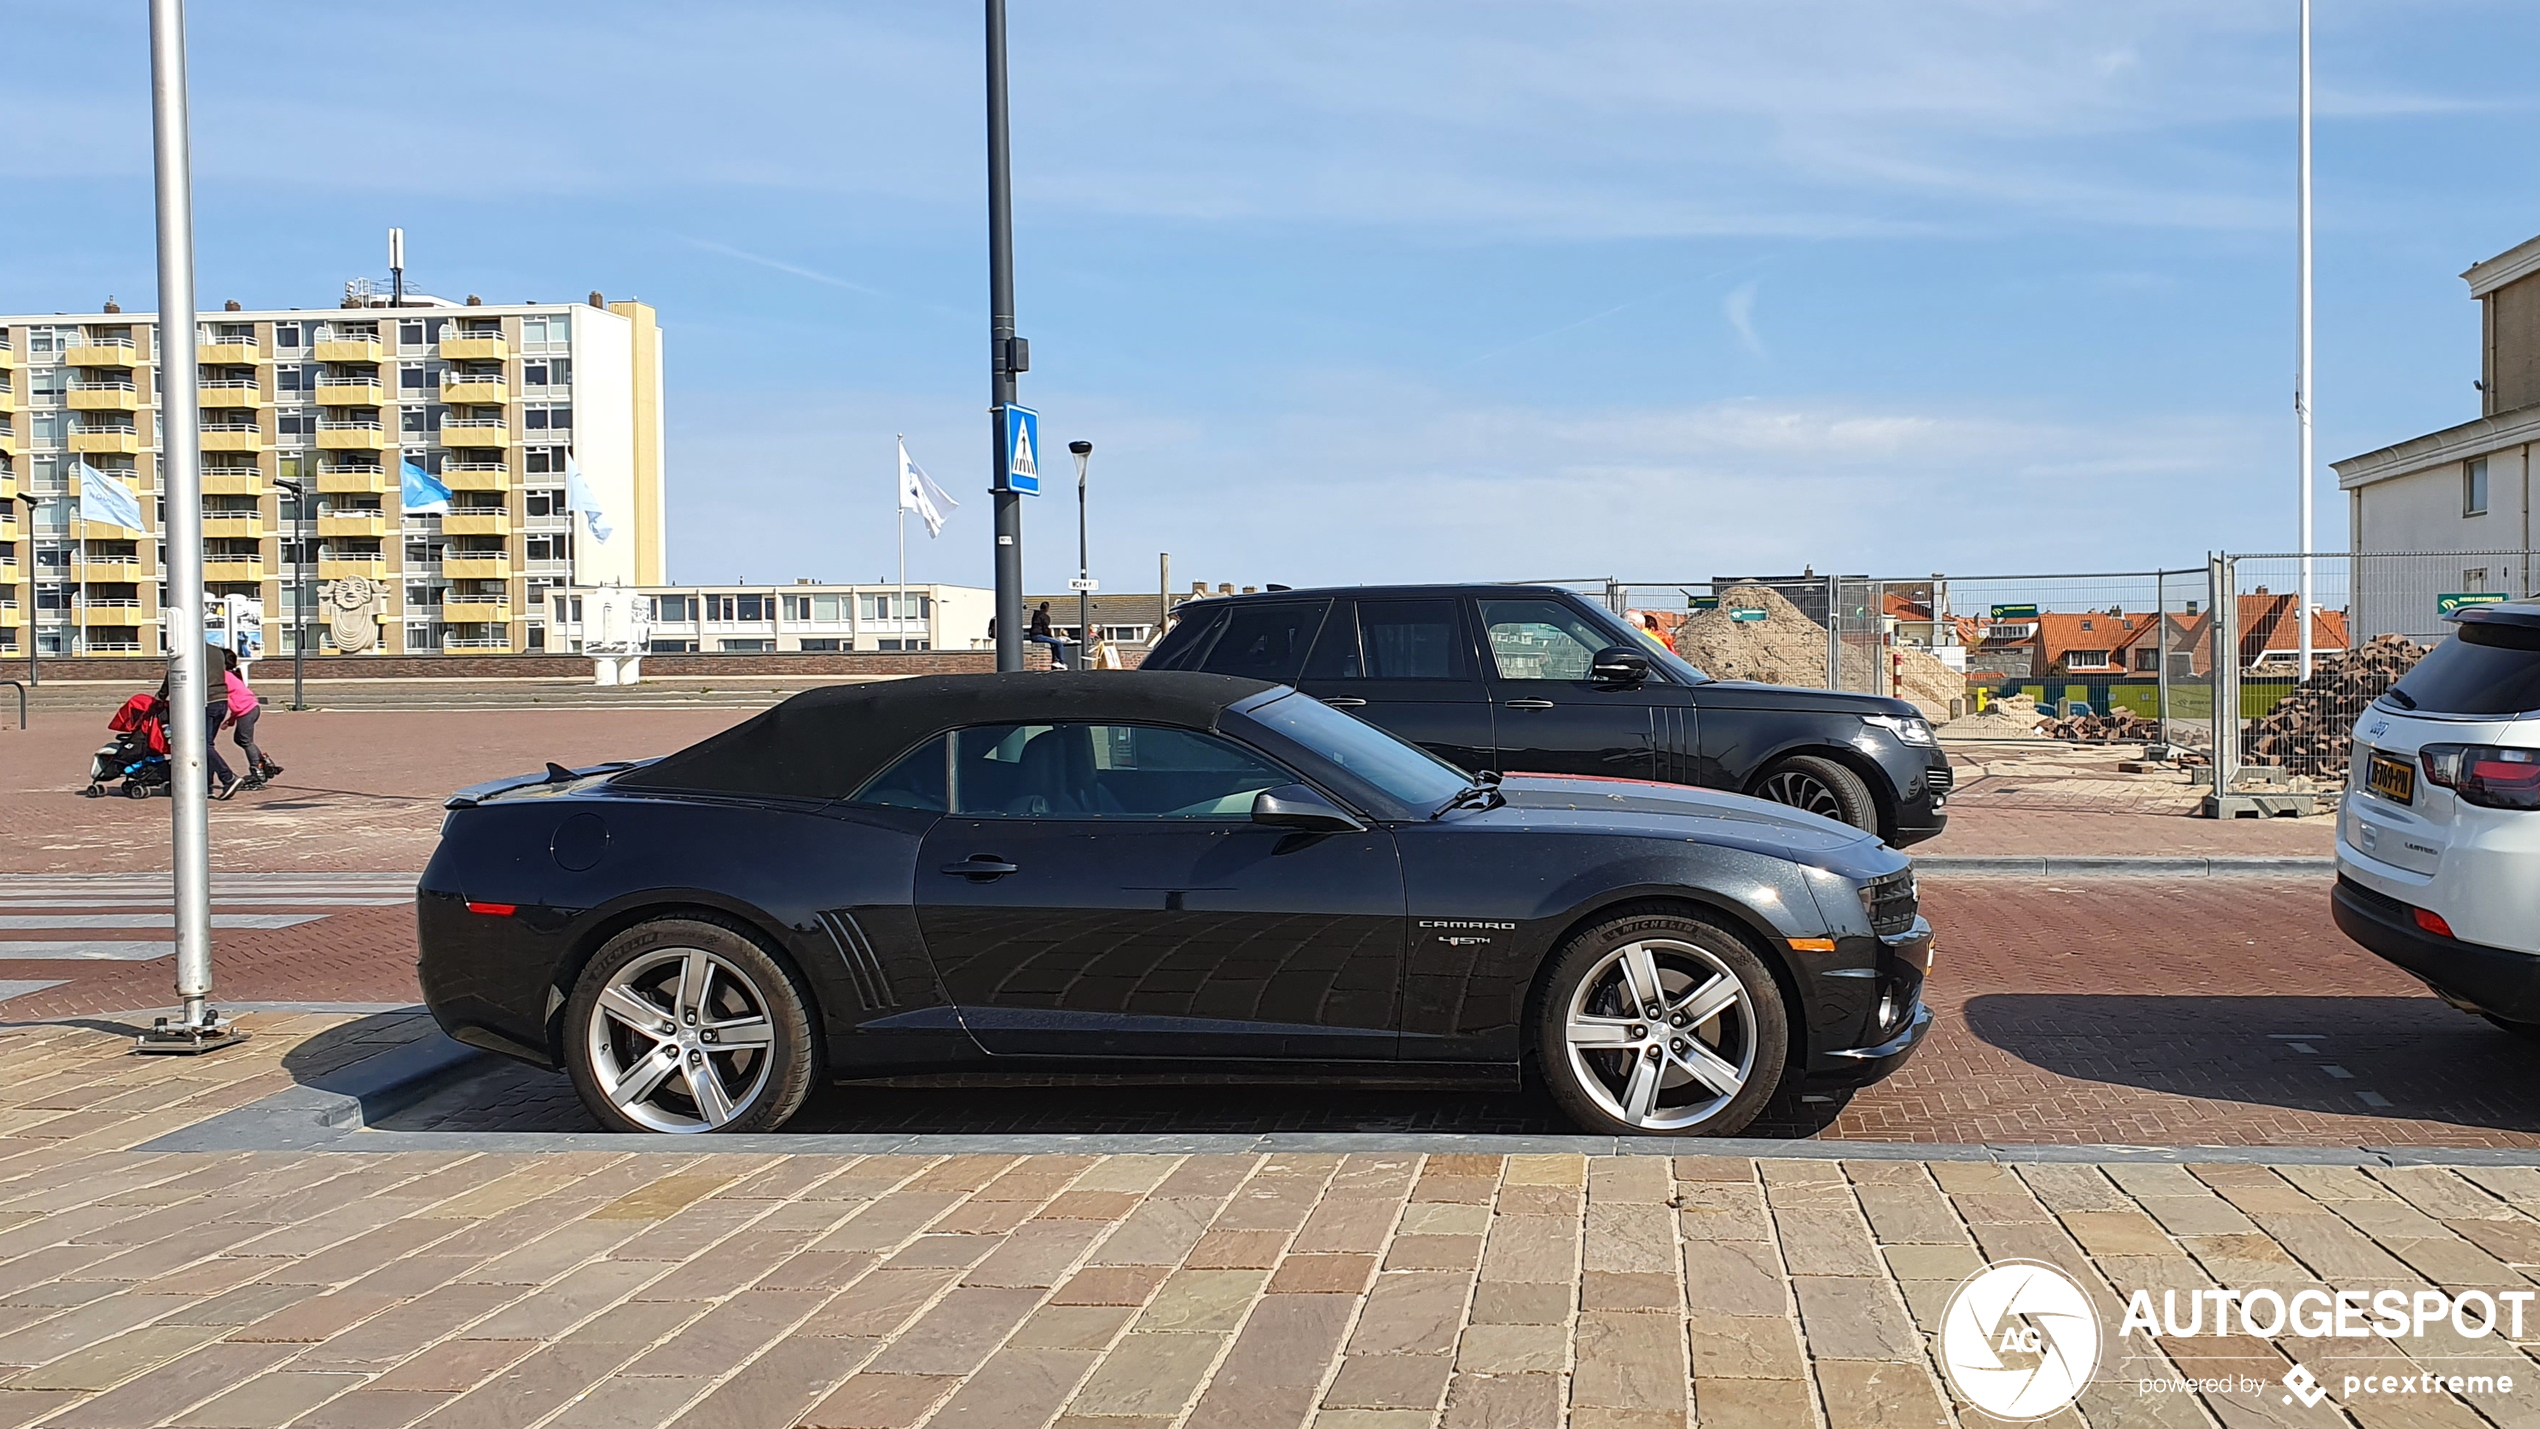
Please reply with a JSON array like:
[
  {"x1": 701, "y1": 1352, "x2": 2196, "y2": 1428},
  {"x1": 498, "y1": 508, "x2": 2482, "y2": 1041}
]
[
  {"x1": 719, "y1": 638, "x2": 774, "y2": 653},
  {"x1": 522, "y1": 313, "x2": 571, "y2": 348},
  {"x1": 523, "y1": 404, "x2": 572, "y2": 431},
  {"x1": 273, "y1": 323, "x2": 302, "y2": 349},
  {"x1": 2465, "y1": 568, "x2": 2490, "y2": 593},
  {"x1": 525, "y1": 448, "x2": 567, "y2": 474},
  {"x1": 275, "y1": 363, "x2": 308, "y2": 392},
  {"x1": 2134, "y1": 648, "x2": 2159, "y2": 672},
  {"x1": 799, "y1": 638, "x2": 843, "y2": 652},
  {"x1": 2466, "y1": 458, "x2": 2490, "y2": 517},
  {"x1": 2064, "y1": 650, "x2": 2112, "y2": 670}
]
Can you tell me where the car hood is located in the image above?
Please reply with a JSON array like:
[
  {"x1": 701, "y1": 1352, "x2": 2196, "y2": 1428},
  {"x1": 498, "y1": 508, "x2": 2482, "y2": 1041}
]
[{"x1": 1458, "y1": 774, "x2": 1900, "y2": 875}]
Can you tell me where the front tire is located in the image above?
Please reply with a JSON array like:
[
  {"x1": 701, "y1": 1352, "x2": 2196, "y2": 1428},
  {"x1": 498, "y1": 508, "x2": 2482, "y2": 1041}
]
[
  {"x1": 1534, "y1": 908, "x2": 1788, "y2": 1136},
  {"x1": 565, "y1": 918, "x2": 819, "y2": 1134},
  {"x1": 1755, "y1": 755, "x2": 1878, "y2": 834}
]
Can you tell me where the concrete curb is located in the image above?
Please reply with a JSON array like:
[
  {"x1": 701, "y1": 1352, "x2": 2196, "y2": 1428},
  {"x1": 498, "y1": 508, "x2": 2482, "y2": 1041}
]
[
  {"x1": 1916, "y1": 855, "x2": 2334, "y2": 878},
  {"x1": 145, "y1": 1026, "x2": 484, "y2": 1153}
]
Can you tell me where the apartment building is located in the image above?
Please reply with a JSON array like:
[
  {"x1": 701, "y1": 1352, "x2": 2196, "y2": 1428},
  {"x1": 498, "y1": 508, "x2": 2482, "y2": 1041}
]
[
  {"x1": 0, "y1": 295, "x2": 663, "y2": 658},
  {"x1": 547, "y1": 582, "x2": 994, "y2": 654}
]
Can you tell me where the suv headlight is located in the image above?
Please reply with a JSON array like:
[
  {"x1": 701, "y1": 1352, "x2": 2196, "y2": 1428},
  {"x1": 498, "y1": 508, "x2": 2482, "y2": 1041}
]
[{"x1": 1863, "y1": 714, "x2": 1936, "y2": 747}]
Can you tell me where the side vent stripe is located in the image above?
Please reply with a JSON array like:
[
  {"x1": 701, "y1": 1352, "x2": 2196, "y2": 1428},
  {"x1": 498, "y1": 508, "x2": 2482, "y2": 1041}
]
[{"x1": 816, "y1": 909, "x2": 898, "y2": 1010}]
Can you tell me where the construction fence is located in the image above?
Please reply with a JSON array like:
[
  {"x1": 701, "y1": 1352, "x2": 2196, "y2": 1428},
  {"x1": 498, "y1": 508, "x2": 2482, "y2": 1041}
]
[{"x1": 1553, "y1": 548, "x2": 2532, "y2": 795}]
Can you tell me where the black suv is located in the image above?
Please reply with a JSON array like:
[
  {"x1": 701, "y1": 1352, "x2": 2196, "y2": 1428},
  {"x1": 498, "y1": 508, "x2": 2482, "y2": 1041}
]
[{"x1": 1145, "y1": 584, "x2": 1951, "y2": 846}]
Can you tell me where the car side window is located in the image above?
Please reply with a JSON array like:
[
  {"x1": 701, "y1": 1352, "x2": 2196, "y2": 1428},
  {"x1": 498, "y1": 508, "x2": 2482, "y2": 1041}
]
[
  {"x1": 950, "y1": 723, "x2": 1294, "y2": 819},
  {"x1": 849, "y1": 735, "x2": 948, "y2": 811},
  {"x1": 1183, "y1": 600, "x2": 1329, "y2": 682},
  {"x1": 1354, "y1": 599, "x2": 1467, "y2": 679},
  {"x1": 1479, "y1": 598, "x2": 1609, "y2": 681}
]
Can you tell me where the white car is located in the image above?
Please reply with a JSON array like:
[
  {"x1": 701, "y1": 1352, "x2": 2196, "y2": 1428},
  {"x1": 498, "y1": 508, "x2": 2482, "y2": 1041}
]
[{"x1": 2333, "y1": 599, "x2": 2540, "y2": 1036}]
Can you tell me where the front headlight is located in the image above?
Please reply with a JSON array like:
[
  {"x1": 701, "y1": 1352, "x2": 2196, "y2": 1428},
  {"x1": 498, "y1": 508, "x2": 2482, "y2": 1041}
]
[{"x1": 1863, "y1": 713, "x2": 1936, "y2": 746}]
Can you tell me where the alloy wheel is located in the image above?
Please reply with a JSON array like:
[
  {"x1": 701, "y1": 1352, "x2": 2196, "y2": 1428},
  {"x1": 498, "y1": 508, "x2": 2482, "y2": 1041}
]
[
  {"x1": 1561, "y1": 938, "x2": 1757, "y2": 1131},
  {"x1": 1759, "y1": 769, "x2": 1844, "y2": 820},
  {"x1": 584, "y1": 946, "x2": 777, "y2": 1133}
]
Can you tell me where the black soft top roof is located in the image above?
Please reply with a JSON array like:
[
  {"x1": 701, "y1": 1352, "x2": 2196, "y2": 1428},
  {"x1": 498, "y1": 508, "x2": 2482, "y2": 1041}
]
[{"x1": 616, "y1": 670, "x2": 1280, "y2": 801}]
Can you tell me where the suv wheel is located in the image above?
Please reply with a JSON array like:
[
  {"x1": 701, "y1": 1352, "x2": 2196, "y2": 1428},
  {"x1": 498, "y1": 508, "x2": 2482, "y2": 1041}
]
[
  {"x1": 565, "y1": 918, "x2": 819, "y2": 1134},
  {"x1": 1534, "y1": 908, "x2": 1788, "y2": 1136},
  {"x1": 1757, "y1": 755, "x2": 1877, "y2": 834}
]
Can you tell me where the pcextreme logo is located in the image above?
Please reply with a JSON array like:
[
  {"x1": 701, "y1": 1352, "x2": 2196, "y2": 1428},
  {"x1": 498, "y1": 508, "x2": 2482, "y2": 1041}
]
[{"x1": 1938, "y1": 1260, "x2": 2102, "y2": 1420}]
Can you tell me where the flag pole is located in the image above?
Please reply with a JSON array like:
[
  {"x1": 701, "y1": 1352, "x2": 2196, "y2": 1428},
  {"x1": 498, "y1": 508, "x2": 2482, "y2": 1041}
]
[
  {"x1": 2295, "y1": 0, "x2": 2315, "y2": 682},
  {"x1": 896, "y1": 437, "x2": 908, "y2": 654}
]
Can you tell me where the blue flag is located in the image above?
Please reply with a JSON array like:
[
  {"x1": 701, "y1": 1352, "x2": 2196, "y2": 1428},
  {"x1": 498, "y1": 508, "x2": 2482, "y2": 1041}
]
[
  {"x1": 401, "y1": 458, "x2": 453, "y2": 516},
  {"x1": 73, "y1": 460, "x2": 146, "y2": 531}
]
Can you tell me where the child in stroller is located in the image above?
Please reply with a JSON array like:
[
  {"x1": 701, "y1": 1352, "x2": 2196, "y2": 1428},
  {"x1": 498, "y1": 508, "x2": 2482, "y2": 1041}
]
[{"x1": 84, "y1": 689, "x2": 173, "y2": 799}]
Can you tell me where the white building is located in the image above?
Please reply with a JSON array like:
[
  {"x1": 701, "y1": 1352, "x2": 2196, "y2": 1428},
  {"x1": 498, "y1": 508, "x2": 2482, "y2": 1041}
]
[{"x1": 550, "y1": 582, "x2": 995, "y2": 654}]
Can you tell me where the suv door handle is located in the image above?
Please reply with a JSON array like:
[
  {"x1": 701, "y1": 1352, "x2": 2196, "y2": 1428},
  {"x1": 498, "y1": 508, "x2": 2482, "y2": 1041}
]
[
  {"x1": 1320, "y1": 696, "x2": 1367, "y2": 708},
  {"x1": 1503, "y1": 699, "x2": 1555, "y2": 710},
  {"x1": 941, "y1": 857, "x2": 1019, "y2": 878}
]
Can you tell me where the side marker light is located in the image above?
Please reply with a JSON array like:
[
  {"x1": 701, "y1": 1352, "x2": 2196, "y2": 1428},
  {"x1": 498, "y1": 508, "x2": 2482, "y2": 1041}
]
[
  {"x1": 466, "y1": 902, "x2": 518, "y2": 917},
  {"x1": 1788, "y1": 937, "x2": 1838, "y2": 953}
]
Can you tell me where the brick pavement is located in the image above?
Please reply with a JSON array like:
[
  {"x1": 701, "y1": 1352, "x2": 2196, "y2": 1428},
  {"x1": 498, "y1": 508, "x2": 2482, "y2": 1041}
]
[{"x1": 6, "y1": 1017, "x2": 2540, "y2": 1428}]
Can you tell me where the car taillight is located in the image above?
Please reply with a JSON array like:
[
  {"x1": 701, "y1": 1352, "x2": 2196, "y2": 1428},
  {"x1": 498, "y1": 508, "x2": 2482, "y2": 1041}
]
[
  {"x1": 2414, "y1": 907, "x2": 2455, "y2": 939},
  {"x1": 2420, "y1": 744, "x2": 2540, "y2": 810}
]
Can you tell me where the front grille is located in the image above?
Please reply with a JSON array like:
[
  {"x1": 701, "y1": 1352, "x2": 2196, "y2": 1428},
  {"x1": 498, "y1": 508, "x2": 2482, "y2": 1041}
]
[
  {"x1": 1925, "y1": 765, "x2": 1955, "y2": 794},
  {"x1": 1864, "y1": 870, "x2": 1919, "y2": 936}
]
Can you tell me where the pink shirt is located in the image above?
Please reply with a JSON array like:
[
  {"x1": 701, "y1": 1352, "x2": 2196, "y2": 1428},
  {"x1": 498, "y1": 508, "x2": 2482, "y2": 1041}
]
[{"x1": 224, "y1": 670, "x2": 259, "y2": 718}]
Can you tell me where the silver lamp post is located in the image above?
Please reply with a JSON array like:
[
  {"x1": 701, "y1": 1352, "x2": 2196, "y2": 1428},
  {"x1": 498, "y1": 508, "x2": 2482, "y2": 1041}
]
[{"x1": 1070, "y1": 440, "x2": 1092, "y2": 667}]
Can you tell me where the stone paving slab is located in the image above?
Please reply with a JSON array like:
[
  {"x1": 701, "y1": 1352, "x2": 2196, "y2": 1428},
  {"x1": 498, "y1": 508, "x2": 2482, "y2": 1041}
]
[{"x1": 8, "y1": 1018, "x2": 2540, "y2": 1428}]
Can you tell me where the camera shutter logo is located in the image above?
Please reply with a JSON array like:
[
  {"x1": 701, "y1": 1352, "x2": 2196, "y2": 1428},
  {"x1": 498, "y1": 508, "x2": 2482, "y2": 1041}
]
[{"x1": 1939, "y1": 1260, "x2": 2102, "y2": 1420}]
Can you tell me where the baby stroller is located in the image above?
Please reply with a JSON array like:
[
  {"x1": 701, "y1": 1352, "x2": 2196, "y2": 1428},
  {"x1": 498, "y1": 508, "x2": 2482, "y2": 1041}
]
[{"x1": 83, "y1": 692, "x2": 173, "y2": 799}]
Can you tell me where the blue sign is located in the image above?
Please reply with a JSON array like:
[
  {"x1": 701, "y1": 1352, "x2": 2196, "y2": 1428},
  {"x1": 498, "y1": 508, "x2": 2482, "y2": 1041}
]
[{"x1": 1001, "y1": 404, "x2": 1041, "y2": 496}]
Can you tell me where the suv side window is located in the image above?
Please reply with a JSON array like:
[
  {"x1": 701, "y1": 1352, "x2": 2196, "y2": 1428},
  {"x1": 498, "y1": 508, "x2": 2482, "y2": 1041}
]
[
  {"x1": 1352, "y1": 599, "x2": 1467, "y2": 679},
  {"x1": 1478, "y1": 598, "x2": 1609, "y2": 681},
  {"x1": 1177, "y1": 600, "x2": 1329, "y2": 682}
]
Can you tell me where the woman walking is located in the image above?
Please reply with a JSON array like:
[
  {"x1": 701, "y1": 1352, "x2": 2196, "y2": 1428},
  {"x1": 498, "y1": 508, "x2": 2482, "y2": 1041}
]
[
  {"x1": 165, "y1": 672, "x2": 239, "y2": 799},
  {"x1": 222, "y1": 648, "x2": 282, "y2": 791}
]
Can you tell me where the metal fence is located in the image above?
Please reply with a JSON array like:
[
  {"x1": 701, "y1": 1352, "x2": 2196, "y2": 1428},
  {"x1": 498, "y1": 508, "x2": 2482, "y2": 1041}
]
[{"x1": 1547, "y1": 547, "x2": 2533, "y2": 800}]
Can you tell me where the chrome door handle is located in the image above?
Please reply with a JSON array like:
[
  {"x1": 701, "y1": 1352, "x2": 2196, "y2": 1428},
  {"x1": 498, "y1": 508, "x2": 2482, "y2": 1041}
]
[
  {"x1": 941, "y1": 857, "x2": 1019, "y2": 878},
  {"x1": 1320, "y1": 696, "x2": 1367, "y2": 708},
  {"x1": 1504, "y1": 699, "x2": 1555, "y2": 710}
]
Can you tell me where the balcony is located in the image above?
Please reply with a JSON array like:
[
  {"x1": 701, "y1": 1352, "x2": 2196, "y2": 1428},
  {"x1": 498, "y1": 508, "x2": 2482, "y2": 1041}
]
[
  {"x1": 441, "y1": 510, "x2": 511, "y2": 536},
  {"x1": 313, "y1": 378, "x2": 387, "y2": 407},
  {"x1": 439, "y1": 375, "x2": 509, "y2": 406},
  {"x1": 440, "y1": 418, "x2": 508, "y2": 448},
  {"x1": 317, "y1": 464, "x2": 389, "y2": 494},
  {"x1": 0, "y1": 430, "x2": 15, "y2": 456},
  {"x1": 64, "y1": 338, "x2": 143, "y2": 368},
  {"x1": 0, "y1": 386, "x2": 15, "y2": 413},
  {"x1": 442, "y1": 632, "x2": 516, "y2": 652},
  {"x1": 0, "y1": 602, "x2": 21, "y2": 629},
  {"x1": 200, "y1": 423, "x2": 264, "y2": 453},
  {"x1": 201, "y1": 469, "x2": 265, "y2": 496},
  {"x1": 441, "y1": 553, "x2": 511, "y2": 580},
  {"x1": 67, "y1": 382, "x2": 142, "y2": 412},
  {"x1": 198, "y1": 340, "x2": 260, "y2": 366},
  {"x1": 312, "y1": 335, "x2": 383, "y2": 362},
  {"x1": 439, "y1": 330, "x2": 508, "y2": 362},
  {"x1": 441, "y1": 461, "x2": 509, "y2": 491},
  {"x1": 317, "y1": 555, "x2": 388, "y2": 580},
  {"x1": 0, "y1": 343, "x2": 17, "y2": 368},
  {"x1": 318, "y1": 511, "x2": 391, "y2": 538},
  {"x1": 203, "y1": 555, "x2": 266, "y2": 582},
  {"x1": 316, "y1": 420, "x2": 389, "y2": 451},
  {"x1": 79, "y1": 602, "x2": 155, "y2": 628},
  {"x1": 201, "y1": 510, "x2": 265, "y2": 534},
  {"x1": 70, "y1": 429, "x2": 144, "y2": 455},
  {"x1": 441, "y1": 597, "x2": 510, "y2": 623},
  {"x1": 197, "y1": 378, "x2": 265, "y2": 407},
  {"x1": 72, "y1": 558, "x2": 146, "y2": 581}
]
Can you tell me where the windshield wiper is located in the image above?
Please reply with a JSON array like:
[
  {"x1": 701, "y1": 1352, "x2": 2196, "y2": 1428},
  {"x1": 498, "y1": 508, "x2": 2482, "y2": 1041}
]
[
  {"x1": 1435, "y1": 772, "x2": 1505, "y2": 818},
  {"x1": 2384, "y1": 687, "x2": 2418, "y2": 710}
]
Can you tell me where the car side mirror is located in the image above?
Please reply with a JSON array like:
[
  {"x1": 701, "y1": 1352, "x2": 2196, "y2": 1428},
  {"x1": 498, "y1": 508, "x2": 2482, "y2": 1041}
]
[
  {"x1": 1590, "y1": 645, "x2": 1649, "y2": 686},
  {"x1": 1252, "y1": 783, "x2": 1364, "y2": 834}
]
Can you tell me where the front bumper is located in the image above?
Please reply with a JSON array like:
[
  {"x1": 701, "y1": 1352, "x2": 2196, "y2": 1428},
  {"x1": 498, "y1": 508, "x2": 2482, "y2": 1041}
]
[
  {"x1": 2331, "y1": 877, "x2": 2540, "y2": 1022},
  {"x1": 1807, "y1": 1002, "x2": 1933, "y2": 1088},
  {"x1": 1889, "y1": 758, "x2": 1952, "y2": 847}
]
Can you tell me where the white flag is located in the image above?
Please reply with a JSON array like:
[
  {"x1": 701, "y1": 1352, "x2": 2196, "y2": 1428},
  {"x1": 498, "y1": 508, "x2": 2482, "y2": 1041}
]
[
  {"x1": 898, "y1": 438, "x2": 957, "y2": 538},
  {"x1": 74, "y1": 460, "x2": 146, "y2": 532},
  {"x1": 564, "y1": 453, "x2": 613, "y2": 544}
]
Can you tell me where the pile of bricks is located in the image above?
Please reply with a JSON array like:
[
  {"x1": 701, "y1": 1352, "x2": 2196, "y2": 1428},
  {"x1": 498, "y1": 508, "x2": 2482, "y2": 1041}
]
[
  {"x1": 2037, "y1": 707, "x2": 2161, "y2": 743},
  {"x1": 2241, "y1": 634, "x2": 2425, "y2": 776}
]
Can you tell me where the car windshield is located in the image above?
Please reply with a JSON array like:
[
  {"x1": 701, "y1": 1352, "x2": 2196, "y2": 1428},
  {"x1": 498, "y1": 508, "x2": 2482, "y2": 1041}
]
[
  {"x1": 2388, "y1": 616, "x2": 2540, "y2": 717},
  {"x1": 1234, "y1": 691, "x2": 1475, "y2": 818}
]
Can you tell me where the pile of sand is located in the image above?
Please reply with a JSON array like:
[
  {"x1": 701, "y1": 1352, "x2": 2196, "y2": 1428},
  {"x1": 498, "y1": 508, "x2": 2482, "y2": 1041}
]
[{"x1": 1670, "y1": 583, "x2": 1966, "y2": 717}]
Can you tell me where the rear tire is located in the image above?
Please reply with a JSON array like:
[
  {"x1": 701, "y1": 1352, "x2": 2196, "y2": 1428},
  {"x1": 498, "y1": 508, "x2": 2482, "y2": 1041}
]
[
  {"x1": 565, "y1": 918, "x2": 819, "y2": 1134},
  {"x1": 1756, "y1": 755, "x2": 1878, "y2": 835},
  {"x1": 1533, "y1": 908, "x2": 1788, "y2": 1137}
]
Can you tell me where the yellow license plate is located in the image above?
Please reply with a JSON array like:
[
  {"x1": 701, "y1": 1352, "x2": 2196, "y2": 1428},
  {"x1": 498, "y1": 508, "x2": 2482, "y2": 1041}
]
[{"x1": 2368, "y1": 750, "x2": 2416, "y2": 805}]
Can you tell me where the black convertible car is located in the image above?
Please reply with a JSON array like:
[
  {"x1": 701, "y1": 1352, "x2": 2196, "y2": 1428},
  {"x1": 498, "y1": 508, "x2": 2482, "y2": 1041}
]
[{"x1": 417, "y1": 672, "x2": 1932, "y2": 1137}]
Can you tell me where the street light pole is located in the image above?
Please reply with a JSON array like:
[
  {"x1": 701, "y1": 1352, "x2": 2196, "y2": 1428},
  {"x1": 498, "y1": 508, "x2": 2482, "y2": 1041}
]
[
  {"x1": 275, "y1": 477, "x2": 310, "y2": 710},
  {"x1": 986, "y1": 0, "x2": 1023, "y2": 672},
  {"x1": 2295, "y1": 0, "x2": 2315, "y2": 682},
  {"x1": 1070, "y1": 440, "x2": 1092, "y2": 667},
  {"x1": 138, "y1": 0, "x2": 237, "y2": 1053}
]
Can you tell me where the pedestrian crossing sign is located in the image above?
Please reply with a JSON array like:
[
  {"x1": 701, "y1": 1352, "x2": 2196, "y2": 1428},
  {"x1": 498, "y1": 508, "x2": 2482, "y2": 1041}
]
[{"x1": 1001, "y1": 404, "x2": 1041, "y2": 495}]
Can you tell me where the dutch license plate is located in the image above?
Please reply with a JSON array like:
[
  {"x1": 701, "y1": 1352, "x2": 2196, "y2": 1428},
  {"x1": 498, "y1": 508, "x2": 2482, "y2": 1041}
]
[{"x1": 2368, "y1": 750, "x2": 2416, "y2": 805}]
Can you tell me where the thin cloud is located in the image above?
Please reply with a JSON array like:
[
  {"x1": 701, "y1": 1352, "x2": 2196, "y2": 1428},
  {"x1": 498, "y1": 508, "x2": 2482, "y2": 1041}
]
[
  {"x1": 678, "y1": 237, "x2": 891, "y2": 299},
  {"x1": 1724, "y1": 281, "x2": 1764, "y2": 357}
]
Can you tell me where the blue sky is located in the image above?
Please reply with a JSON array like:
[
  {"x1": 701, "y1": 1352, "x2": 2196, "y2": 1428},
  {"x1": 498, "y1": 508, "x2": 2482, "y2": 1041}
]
[{"x1": 4, "y1": 1, "x2": 2535, "y2": 593}]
